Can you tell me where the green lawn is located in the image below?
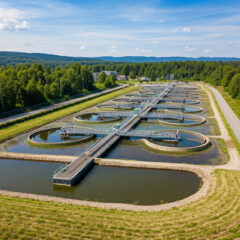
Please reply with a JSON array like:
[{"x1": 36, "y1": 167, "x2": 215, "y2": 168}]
[
  {"x1": 0, "y1": 170, "x2": 240, "y2": 239},
  {"x1": 0, "y1": 86, "x2": 139, "y2": 142},
  {"x1": 217, "y1": 86, "x2": 240, "y2": 120}
]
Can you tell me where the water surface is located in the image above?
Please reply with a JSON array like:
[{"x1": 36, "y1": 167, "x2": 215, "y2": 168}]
[{"x1": 0, "y1": 159, "x2": 200, "y2": 205}]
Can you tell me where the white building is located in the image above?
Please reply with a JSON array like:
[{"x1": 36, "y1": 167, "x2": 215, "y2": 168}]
[
  {"x1": 117, "y1": 75, "x2": 128, "y2": 81},
  {"x1": 140, "y1": 76, "x2": 150, "y2": 82},
  {"x1": 93, "y1": 71, "x2": 118, "y2": 81},
  {"x1": 102, "y1": 71, "x2": 117, "y2": 76},
  {"x1": 93, "y1": 72, "x2": 100, "y2": 81}
]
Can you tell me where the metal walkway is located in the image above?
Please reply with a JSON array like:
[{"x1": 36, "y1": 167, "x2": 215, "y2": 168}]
[
  {"x1": 97, "y1": 111, "x2": 184, "y2": 121},
  {"x1": 99, "y1": 103, "x2": 185, "y2": 110},
  {"x1": 60, "y1": 127, "x2": 181, "y2": 140},
  {"x1": 53, "y1": 83, "x2": 175, "y2": 186},
  {"x1": 114, "y1": 97, "x2": 199, "y2": 104}
]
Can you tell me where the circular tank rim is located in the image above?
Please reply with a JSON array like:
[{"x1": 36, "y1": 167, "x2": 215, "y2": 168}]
[
  {"x1": 27, "y1": 127, "x2": 95, "y2": 147},
  {"x1": 157, "y1": 114, "x2": 206, "y2": 126},
  {"x1": 141, "y1": 130, "x2": 210, "y2": 152},
  {"x1": 97, "y1": 105, "x2": 135, "y2": 110},
  {"x1": 74, "y1": 112, "x2": 121, "y2": 123}
]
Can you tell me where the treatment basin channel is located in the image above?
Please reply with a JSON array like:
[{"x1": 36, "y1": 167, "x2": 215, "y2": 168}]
[{"x1": 0, "y1": 159, "x2": 201, "y2": 205}]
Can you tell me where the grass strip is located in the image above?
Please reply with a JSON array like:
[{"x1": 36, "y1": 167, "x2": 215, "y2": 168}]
[
  {"x1": 206, "y1": 85, "x2": 240, "y2": 155},
  {"x1": 0, "y1": 86, "x2": 139, "y2": 142},
  {"x1": 0, "y1": 170, "x2": 240, "y2": 239},
  {"x1": 217, "y1": 86, "x2": 240, "y2": 120}
]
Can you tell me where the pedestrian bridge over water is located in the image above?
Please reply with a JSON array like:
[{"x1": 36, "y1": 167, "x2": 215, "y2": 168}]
[{"x1": 60, "y1": 126, "x2": 181, "y2": 140}]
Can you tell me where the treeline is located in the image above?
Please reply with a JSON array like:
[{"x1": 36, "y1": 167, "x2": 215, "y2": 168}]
[
  {"x1": 0, "y1": 63, "x2": 94, "y2": 113},
  {"x1": 1, "y1": 60, "x2": 240, "y2": 113},
  {"x1": 90, "y1": 61, "x2": 240, "y2": 98},
  {"x1": 0, "y1": 52, "x2": 103, "y2": 67}
]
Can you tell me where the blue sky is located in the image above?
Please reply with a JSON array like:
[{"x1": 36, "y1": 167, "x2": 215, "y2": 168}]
[{"x1": 0, "y1": 0, "x2": 240, "y2": 57}]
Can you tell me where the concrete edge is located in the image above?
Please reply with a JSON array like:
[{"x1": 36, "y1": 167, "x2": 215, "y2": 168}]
[
  {"x1": 157, "y1": 114, "x2": 206, "y2": 126},
  {"x1": 141, "y1": 130, "x2": 211, "y2": 152},
  {"x1": 74, "y1": 112, "x2": 121, "y2": 123},
  {"x1": 27, "y1": 127, "x2": 95, "y2": 147}
]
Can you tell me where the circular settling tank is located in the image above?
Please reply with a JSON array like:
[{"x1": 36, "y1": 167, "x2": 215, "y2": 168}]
[
  {"x1": 158, "y1": 105, "x2": 203, "y2": 113},
  {"x1": 142, "y1": 130, "x2": 210, "y2": 152},
  {"x1": 97, "y1": 104, "x2": 134, "y2": 110},
  {"x1": 158, "y1": 114, "x2": 206, "y2": 126},
  {"x1": 74, "y1": 112, "x2": 120, "y2": 123},
  {"x1": 27, "y1": 128, "x2": 94, "y2": 147}
]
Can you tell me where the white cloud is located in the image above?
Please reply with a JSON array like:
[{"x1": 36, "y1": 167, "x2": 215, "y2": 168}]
[
  {"x1": 110, "y1": 45, "x2": 119, "y2": 54},
  {"x1": 204, "y1": 48, "x2": 210, "y2": 54},
  {"x1": 80, "y1": 46, "x2": 87, "y2": 51},
  {"x1": 185, "y1": 46, "x2": 196, "y2": 52},
  {"x1": 227, "y1": 41, "x2": 233, "y2": 45},
  {"x1": 136, "y1": 48, "x2": 152, "y2": 53},
  {"x1": 0, "y1": 7, "x2": 29, "y2": 31},
  {"x1": 173, "y1": 27, "x2": 191, "y2": 33},
  {"x1": 110, "y1": 45, "x2": 117, "y2": 49},
  {"x1": 15, "y1": 20, "x2": 29, "y2": 30},
  {"x1": 182, "y1": 27, "x2": 191, "y2": 33},
  {"x1": 111, "y1": 49, "x2": 118, "y2": 54}
]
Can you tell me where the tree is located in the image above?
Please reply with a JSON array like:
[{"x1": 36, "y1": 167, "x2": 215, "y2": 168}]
[
  {"x1": 228, "y1": 74, "x2": 240, "y2": 98},
  {"x1": 104, "y1": 75, "x2": 115, "y2": 88},
  {"x1": 209, "y1": 65, "x2": 223, "y2": 86},
  {"x1": 98, "y1": 72, "x2": 106, "y2": 83},
  {"x1": 129, "y1": 71, "x2": 135, "y2": 80},
  {"x1": 221, "y1": 69, "x2": 237, "y2": 88},
  {"x1": 50, "y1": 81, "x2": 60, "y2": 99}
]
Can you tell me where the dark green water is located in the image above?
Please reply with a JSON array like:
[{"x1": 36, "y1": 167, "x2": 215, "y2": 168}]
[
  {"x1": 151, "y1": 132, "x2": 204, "y2": 148},
  {"x1": 160, "y1": 117, "x2": 201, "y2": 125},
  {"x1": 35, "y1": 129, "x2": 86, "y2": 143},
  {"x1": 105, "y1": 138, "x2": 224, "y2": 165},
  {"x1": 0, "y1": 159, "x2": 200, "y2": 205}
]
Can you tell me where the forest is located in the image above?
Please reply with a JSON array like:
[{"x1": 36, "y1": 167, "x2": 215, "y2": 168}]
[
  {"x1": 0, "y1": 63, "x2": 96, "y2": 113},
  {"x1": 0, "y1": 61, "x2": 240, "y2": 113},
  {"x1": 90, "y1": 61, "x2": 240, "y2": 98}
]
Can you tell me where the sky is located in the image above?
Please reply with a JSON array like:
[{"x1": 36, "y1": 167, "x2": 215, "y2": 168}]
[{"x1": 0, "y1": 0, "x2": 240, "y2": 57}]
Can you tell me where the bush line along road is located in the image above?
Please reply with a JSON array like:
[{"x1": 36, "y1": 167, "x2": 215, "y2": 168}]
[{"x1": 0, "y1": 82, "x2": 240, "y2": 239}]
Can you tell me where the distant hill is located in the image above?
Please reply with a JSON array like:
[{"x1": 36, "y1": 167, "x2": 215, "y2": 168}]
[
  {"x1": 1, "y1": 51, "x2": 240, "y2": 66},
  {"x1": 0, "y1": 51, "x2": 104, "y2": 66},
  {"x1": 95, "y1": 56, "x2": 240, "y2": 63}
]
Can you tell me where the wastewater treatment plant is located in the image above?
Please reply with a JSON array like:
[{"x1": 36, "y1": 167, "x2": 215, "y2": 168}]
[{"x1": 0, "y1": 82, "x2": 230, "y2": 207}]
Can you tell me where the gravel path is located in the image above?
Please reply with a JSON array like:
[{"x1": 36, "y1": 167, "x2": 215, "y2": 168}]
[
  {"x1": 204, "y1": 85, "x2": 240, "y2": 170},
  {"x1": 208, "y1": 85, "x2": 240, "y2": 143}
]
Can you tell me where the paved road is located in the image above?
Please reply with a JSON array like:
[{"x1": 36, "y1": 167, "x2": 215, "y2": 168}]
[
  {"x1": 208, "y1": 85, "x2": 240, "y2": 143},
  {"x1": 0, "y1": 85, "x2": 127, "y2": 126}
]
